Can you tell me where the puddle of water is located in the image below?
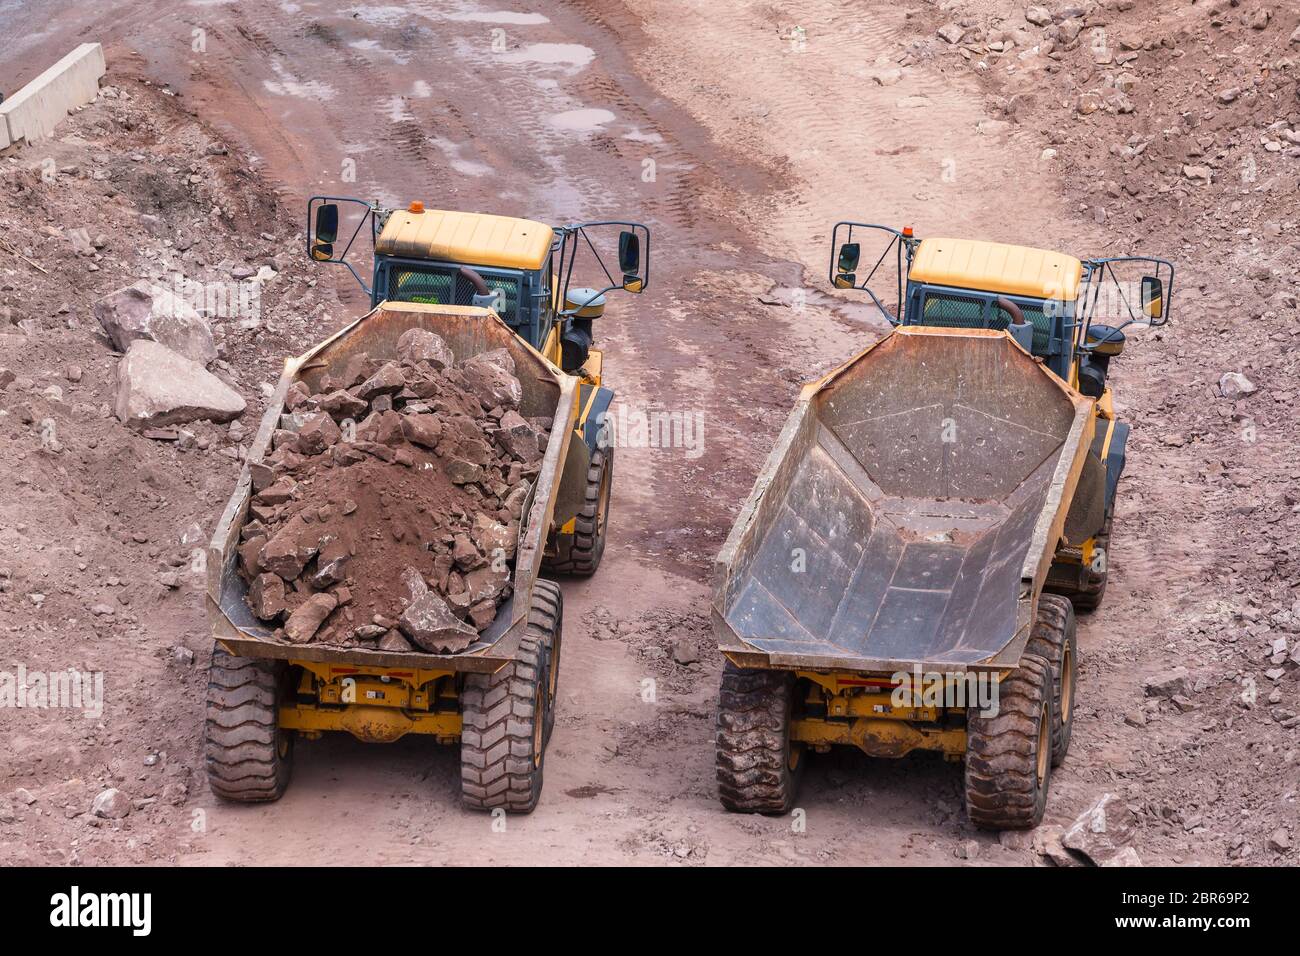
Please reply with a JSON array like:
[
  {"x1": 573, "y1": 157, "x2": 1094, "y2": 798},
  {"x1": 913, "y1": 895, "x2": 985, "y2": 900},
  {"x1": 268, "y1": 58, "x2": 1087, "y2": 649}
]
[
  {"x1": 446, "y1": 10, "x2": 549, "y2": 25},
  {"x1": 548, "y1": 108, "x2": 615, "y2": 133},
  {"x1": 263, "y1": 60, "x2": 335, "y2": 101},
  {"x1": 498, "y1": 42, "x2": 594, "y2": 69},
  {"x1": 343, "y1": 5, "x2": 411, "y2": 27},
  {"x1": 430, "y1": 137, "x2": 492, "y2": 178},
  {"x1": 623, "y1": 127, "x2": 664, "y2": 146},
  {"x1": 348, "y1": 38, "x2": 412, "y2": 63}
]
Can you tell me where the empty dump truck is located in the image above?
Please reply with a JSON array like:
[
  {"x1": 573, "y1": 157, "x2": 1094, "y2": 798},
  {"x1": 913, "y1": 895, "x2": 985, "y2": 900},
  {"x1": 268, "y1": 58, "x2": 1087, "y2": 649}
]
[{"x1": 714, "y1": 227, "x2": 1172, "y2": 828}]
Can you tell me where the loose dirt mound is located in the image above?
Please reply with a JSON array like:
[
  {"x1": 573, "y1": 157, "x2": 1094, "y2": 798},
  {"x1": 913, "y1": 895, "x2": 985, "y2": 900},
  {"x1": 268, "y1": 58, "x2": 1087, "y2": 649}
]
[{"x1": 238, "y1": 331, "x2": 549, "y2": 653}]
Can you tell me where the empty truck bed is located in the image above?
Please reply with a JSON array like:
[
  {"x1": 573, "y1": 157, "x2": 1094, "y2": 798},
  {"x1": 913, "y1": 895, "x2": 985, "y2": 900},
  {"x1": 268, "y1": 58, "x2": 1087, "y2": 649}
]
[{"x1": 714, "y1": 326, "x2": 1093, "y2": 673}]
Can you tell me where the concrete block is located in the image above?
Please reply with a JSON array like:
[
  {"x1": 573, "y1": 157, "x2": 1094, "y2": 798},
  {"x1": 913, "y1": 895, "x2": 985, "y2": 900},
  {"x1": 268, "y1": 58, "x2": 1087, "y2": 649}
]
[
  {"x1": 0, "y1": 43, "x2": 106, "y2": 146},
  {"x1": 0, "y1": 117, "x2": 9, "y2": 151}
]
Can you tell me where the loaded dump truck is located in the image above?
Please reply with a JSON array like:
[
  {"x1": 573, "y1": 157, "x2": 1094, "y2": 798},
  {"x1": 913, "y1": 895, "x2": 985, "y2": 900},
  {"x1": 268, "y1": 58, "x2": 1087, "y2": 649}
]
[
  {"x1": 203, "y1": 200, "x2": 648, "y2": 813},
  {"x1": 713, "y1": 225, "x2": 1172, "y2": 828}
]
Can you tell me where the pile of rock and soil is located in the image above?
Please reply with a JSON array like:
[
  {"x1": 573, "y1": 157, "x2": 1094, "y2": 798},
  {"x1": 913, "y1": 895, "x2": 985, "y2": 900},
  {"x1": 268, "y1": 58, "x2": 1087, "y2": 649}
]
[{"x1": 237, "y1": 328, "x2": 550, "y2": 654}]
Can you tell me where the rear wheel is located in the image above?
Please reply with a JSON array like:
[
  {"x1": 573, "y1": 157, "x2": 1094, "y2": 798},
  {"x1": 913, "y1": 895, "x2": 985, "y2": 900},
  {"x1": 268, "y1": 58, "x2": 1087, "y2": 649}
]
[
  {"x1": 459, "y1": 581, "x2": 560, "y2": 814},
  {"x1": 1025, "y1": 593, "x2": 1077, "y2": 766},
  {"x1": 965, "y1": 654, "x2": 1054, "y2": 830},
  {"x1": 204, "y1": 643, "x2": 293, "y2": 802},
  {"x1": 716, "y1": 663, "x2": 804, "y2": 814},
  {"x1": 542, "y1": 446, "x2": 612, "y2": 577}
]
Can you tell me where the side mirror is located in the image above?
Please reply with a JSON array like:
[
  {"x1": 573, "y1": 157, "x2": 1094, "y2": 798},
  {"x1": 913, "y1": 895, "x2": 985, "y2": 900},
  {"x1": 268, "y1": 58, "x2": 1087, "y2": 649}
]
[
  {"x1": 619, "y1": 229, "x2": 640, "y2": 276},
  {"x1": 1141, "y1": 275, "x2": 1163, "y2": 322},
  {"x1": 837, "y1": 242, "x2": 861, "y2": 275},
  {"x1": 312, "y1": 203, "x2": 339, "y2": 261},
  {"x1": 833, "y1": 274, "x2": 856, "y2": 290},
  {"x1": 314, "y1": 203, "x2": 339, "y2": 243}
]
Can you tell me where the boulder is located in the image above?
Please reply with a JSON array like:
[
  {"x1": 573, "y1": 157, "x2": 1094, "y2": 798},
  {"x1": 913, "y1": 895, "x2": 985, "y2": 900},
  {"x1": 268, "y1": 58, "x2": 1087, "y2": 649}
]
[
  {"x1": 94, "y1": 280, "x2": 217, "y2": 365},
  {"x1": 115, "y1": 340, "x2": 245, "y2": 429},
  {"x1": 318, "y1": 389, "x2": 369, "y2": 420},
  {"x1": 400, "y1": 412, "x2": 443, "y2": 448},
  {"x1": 397, "y1": 328, "x2": 455, "y2": 369},
  {"x1": 459, "y1": 353, "x2": 522, "y2": 409},
  {"x1": 399, "y1": 591, "x2": 479, "y2": 653},
  {"x1": 355, "y1": 362, "x2": 406, "y2": 400},
  {"x1": 259, "y1": 516, "x2": 321, "y2": 579},
  {"x1": 1062, "y1": 793, "x2": 1136, "y2": 865},
  {"x1": 284, "y1": 592, "x2": 338, "y2": 643},
  {"x1": 248, "y1": 573, "x2": 287, "y2": 619},
  {"x1": 296, "y1": 412, "x2": 342, "y2": 455}
]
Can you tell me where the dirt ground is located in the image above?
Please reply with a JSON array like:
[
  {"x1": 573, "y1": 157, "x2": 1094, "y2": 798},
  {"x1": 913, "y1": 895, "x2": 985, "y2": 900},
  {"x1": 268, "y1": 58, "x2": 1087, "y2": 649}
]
[{"x1": 1, "y1": 0, "x2": 1297, "y2": 866}]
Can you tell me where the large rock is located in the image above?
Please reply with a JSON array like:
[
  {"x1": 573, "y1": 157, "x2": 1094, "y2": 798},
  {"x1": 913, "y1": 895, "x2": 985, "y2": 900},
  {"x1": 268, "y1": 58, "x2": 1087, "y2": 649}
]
[
  {"x1": 397, "y1": 328, "x2": 454, "y2": 369},
  {"x1": 1062, "y1": 793, "x2": 1136, "y2": 865},
  {"x1": 399, "y1": 591, "x2": 478, "y2": 653},
  {"x1": 284, "y1": 592, "x2": 338, "y2": 643},
  {"x1": 459, "y1": 352, "x2": 522, "y2": 409},
  {"x1": 115, "y1": 340, "x2": 245, "y2": 429},
  {"x1": 94, "y1": 280, "x2": 217, "y2": 365}
]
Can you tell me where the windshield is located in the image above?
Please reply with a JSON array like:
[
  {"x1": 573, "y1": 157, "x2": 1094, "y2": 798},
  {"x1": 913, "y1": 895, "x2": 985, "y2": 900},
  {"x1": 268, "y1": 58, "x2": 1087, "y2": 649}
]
[{"x1": 386, "y1": 261, "x2": 524, "y2": 326}]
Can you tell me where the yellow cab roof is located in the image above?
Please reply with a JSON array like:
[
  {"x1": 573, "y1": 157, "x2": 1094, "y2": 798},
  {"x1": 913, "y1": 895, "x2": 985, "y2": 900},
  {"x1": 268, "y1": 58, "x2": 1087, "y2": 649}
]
[
  {"x1": 910, "y1": 237, "x2": 1082, "y2": 301},
  {"x1": 376, "y1": 208, "x2": 554, "y2": 271}
]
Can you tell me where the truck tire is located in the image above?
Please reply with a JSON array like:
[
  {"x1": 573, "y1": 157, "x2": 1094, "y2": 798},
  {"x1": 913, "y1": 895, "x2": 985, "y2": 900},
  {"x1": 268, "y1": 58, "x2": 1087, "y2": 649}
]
[
  {"x1": 542, "y1": 446, "x2": 611, "y2": 577},
  {"x1": 531, "y1": 579, "x2": 563, "y2": 747},
  {"x1": 204, "y1": 643, "x2": 293, "y2": 802},
  {"x1": 460, "y1": 582, "x2": 559, "y2": 814},
  {"x1": 965, "y1": 654, "x2": 1054, "y2": 830},
  {"x1": 716, "y1": 663, "x2": 804, "y2": 814},
  {"x1": 1025, "y1": 593, "x2": 1077, "y2": 766}
]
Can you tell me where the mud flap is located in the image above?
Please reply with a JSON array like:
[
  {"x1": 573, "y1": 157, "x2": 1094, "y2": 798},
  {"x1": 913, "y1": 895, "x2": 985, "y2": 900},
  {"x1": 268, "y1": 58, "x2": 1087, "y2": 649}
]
[{"x1": 547, "y1": 383, "x2": 612, "y2": 551}]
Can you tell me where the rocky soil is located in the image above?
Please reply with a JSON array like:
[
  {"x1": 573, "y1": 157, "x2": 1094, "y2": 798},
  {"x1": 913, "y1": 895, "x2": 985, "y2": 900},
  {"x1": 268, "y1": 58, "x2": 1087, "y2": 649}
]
[{"x1": 0, "y1": 76, "x2": 338, "y2": 863}]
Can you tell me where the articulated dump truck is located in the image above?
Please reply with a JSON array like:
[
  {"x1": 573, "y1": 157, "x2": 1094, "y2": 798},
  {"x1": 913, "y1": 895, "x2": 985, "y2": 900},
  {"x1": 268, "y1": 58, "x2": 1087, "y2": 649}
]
[
  {"x1": 715, "y1": 226, "x2": 1173, "y2": 828},
  {"x1": 204, "y1": 199, "x2": 649, "y2": 814}
]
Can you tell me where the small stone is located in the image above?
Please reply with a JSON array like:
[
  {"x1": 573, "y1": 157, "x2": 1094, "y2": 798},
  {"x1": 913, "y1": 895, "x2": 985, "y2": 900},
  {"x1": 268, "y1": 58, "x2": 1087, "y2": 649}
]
[
  {"x1": 1144, "y1": 668, "x2": 1189, "y2": 699},
  {"x1": 378, "y1": 630, "x2": 415, "y2": 652},
  {"x1": 937, "y1": 23, "x2": 965, "y2": 43},
  {"x1": 1219, "y1": 372, "x2": 1256, "y2": 399},
  {"x1": 1025, "y1": 6, "x2": 1052, "y2": 26},
  {"x1": 91, "y1": 788, "x2": 131, "y2": 819},
  {"x1": 672, "y1": 640, "x2": 699, "y2": 665}
]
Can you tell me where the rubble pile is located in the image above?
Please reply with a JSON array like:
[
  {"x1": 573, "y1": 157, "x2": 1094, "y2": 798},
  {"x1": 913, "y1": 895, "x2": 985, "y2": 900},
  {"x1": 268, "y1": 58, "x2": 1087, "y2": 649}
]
[{"x1": 236, "y1": 329, "x2": 550, "y2": 653}]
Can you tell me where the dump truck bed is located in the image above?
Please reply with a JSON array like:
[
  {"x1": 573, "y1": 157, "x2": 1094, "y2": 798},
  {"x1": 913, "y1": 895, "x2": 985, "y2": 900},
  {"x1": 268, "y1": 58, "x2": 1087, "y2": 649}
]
[
  {"x1": 714, "y1": 326, "x2": 1093, "y2": 674},
  {"x1": 206, "y1": 301, "x2": 579, "y2": 673}
]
